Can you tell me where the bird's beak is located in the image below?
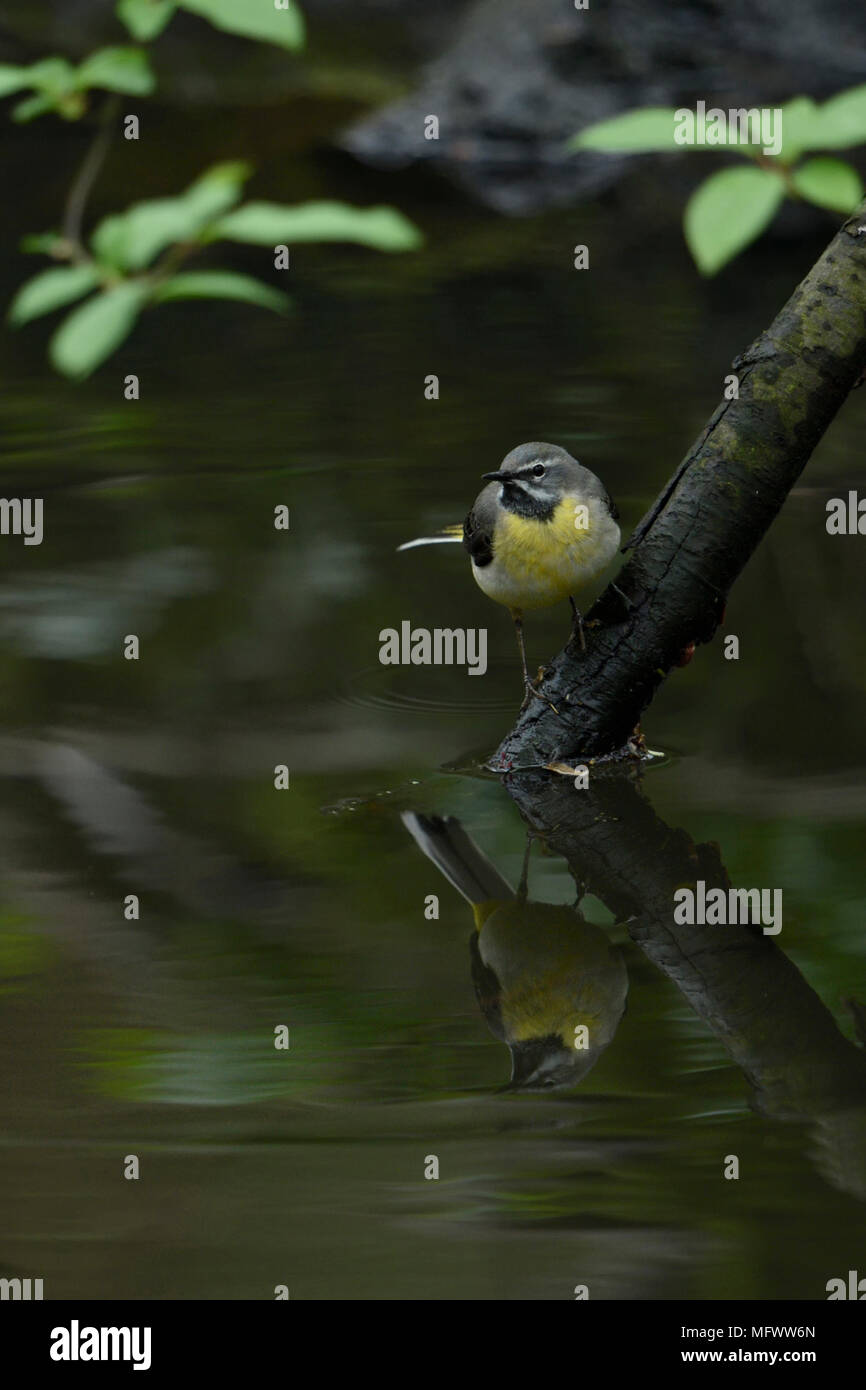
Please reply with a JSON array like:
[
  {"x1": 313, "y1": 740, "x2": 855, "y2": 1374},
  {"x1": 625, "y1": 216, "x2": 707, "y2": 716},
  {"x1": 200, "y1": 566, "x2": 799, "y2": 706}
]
[
  {"x1": 482, "y1": 470, "x2": 507, "y2": 483},
  {"x1": 506, "y1": 1036, "x2": 559, "y2": 1088}
]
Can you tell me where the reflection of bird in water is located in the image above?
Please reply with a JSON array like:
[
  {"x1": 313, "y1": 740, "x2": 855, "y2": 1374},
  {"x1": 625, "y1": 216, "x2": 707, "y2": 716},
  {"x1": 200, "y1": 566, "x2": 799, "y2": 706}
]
[{"x1": 402, "y1": 811, "x2": 628, "y2": 1090}]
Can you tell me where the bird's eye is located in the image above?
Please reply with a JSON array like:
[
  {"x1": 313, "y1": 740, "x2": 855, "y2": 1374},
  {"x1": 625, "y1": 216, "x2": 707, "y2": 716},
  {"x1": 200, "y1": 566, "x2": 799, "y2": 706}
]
[{"x1": 532, "y1": 463, "x2": 545, "y2": 478}]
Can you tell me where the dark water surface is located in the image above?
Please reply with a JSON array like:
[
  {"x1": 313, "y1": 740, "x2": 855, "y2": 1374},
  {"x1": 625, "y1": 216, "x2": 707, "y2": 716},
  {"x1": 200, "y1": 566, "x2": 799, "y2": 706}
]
[{"x1": 1, "y1": 117, "x2": 865, "y2": 1299}]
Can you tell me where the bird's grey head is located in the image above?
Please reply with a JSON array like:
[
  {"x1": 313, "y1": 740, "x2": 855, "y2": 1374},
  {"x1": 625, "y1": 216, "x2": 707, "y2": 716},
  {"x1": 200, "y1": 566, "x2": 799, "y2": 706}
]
[
  {"x1": 503, "y1": 1034, "x2": 604, "y2": 1092},
  {"x1": 482, "y1": 442, "x2": 597, "y2": 520}
]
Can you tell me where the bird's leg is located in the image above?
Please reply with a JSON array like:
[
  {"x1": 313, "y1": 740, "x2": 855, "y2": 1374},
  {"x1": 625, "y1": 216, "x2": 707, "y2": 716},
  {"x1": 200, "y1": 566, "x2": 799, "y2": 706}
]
[
  {"x1": 517, "y1": 833, "x2": 533, "y2": 904},
  {"x1": 513, "y1": 611, "x2": 558, "y2": 714},
  {"x1": 513, "y1": 610, "x2": 529, "y2": 684},
  {"x1": 569, "y1": 596, "x2": 586, "y2": 651}
]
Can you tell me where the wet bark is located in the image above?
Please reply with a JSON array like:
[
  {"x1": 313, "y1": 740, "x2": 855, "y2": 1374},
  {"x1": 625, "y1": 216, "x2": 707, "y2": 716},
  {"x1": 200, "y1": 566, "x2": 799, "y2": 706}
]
[{"x1": 492, "y1": 204, "x2": 866, "y2": 771}]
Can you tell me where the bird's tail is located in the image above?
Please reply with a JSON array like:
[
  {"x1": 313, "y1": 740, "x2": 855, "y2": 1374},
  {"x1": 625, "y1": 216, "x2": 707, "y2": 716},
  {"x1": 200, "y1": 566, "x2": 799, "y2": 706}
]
[
  {"x1": 401, "y1": 812, "x2": 513, "y2": 906},
  {"x1": 397, "y1": 525, "x2": 463, "y2": 552}
]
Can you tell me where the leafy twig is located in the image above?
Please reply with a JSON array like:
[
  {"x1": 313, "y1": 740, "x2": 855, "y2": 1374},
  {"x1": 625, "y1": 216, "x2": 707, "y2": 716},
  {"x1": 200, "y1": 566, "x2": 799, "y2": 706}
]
[
  {"x1": 146, "y1": 238, "x2": 202, "y2": 289},
  {"x1": 60, "y1": 93, "x2": 120, "y2": 257}
]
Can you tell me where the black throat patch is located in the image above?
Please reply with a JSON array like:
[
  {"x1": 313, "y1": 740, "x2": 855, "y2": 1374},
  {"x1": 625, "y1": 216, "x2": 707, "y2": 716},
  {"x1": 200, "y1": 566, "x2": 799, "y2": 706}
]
[{"x1": 500, "y1": 481, "x2": 557, "y2": 522}]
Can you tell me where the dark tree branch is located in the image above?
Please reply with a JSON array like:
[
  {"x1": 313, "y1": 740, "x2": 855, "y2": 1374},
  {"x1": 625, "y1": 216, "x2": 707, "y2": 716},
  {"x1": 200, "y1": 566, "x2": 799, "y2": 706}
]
[{"x1": 492, "y1": 204, "x2": 866, "y2": 771}]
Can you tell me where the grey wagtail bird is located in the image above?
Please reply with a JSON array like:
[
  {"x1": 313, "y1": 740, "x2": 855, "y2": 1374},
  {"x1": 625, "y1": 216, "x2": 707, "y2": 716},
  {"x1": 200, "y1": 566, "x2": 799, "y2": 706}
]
[
  {"x1": 398, "y1": 442, "x2": 620, "y2": 707},
  {"x1": 402, "y1": 811, "x2": 628, "y2": 1090}
]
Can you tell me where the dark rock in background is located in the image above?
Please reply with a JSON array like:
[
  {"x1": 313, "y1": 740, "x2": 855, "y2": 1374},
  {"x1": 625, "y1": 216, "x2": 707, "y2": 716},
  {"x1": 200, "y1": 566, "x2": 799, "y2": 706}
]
[{"x1": 342, "y1": 0, "x2": 866, "y2": 213}]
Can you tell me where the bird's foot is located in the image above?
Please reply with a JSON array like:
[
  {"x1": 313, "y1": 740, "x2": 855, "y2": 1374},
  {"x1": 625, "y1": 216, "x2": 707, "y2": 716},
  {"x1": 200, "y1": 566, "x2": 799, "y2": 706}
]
[
  {"x1": 627, "y1": 723, "x2": 647, "y2": 756},
  {"x1": 569, "y1": 617, "x2": 604, "y2": 654}
]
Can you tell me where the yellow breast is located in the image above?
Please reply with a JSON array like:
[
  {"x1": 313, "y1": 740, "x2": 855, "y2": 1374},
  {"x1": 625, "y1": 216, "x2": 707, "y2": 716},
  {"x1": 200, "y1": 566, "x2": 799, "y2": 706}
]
[{"x1": 474, "y1": 495, "x2": 619, "y2": 611}]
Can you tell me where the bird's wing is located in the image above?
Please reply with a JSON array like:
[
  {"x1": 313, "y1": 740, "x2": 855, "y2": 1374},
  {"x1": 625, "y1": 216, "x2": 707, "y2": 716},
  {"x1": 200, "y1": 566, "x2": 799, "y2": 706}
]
[
  {"x1": 397, "y1": 524, "x2": 463, "y2": 552},
  {"x1": 469, "y1": 931, "x2": 506, "y2": 1041},
  {"x1": 462, "y1": 490, "x2": 496, "y2": 567},
  {"x1": 601, "y1": 484, "x2": 619, "y2": 523}
]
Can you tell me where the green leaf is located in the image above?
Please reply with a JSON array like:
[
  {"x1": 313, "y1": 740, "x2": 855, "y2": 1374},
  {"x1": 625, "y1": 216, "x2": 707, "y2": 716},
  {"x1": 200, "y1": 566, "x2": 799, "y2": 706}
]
[
  {"x1": 12, "y1": 91, "x2": 61, "y2": 123},
  {"x1": 76, "y1": 46, "x2": 155, "y2": 96},
  {"x1": 0, "y1": 63, "x2": 43, "y2": 97},
  {"x1": 90, "y1": 201, "x2": 186, "y2": 269},
  {"x1": 31, "y1": 56, "x2": 79, "y2": 88},
  {"x1": 20, "y1": 231, "x2": 64, "y2": 254},
  {"x1": 178, "y1": 0, "x2": 304, "y2": 51},
  {"x1": 0, "y1": 56, "x2": 75, "y2": 99},
  {"x1": 19, "y1": 56, "x2": 78, "y2": 93},
  {"x1": 684, "y1": 165, "x2": 785, "y2": 275},
  {"x1": 716, "y1": 100, "x2": 807, "y2": 161},
  {"x1": 0, "y1": 51, "x2": 152, "y2": 117},
  {"x1": 49, "y1": 282, "x2": 148, "y2": 379},
  {"x1": 791, "y1": 157, "x2": 864, "y2": 213},
  {"x1": 116, "y1": 0, "x2": 177, "y2": 41},
  {"x1": 1, "y1": 57, "x2": 80, "y2": 119},
  {"x1": 8, "y1": 263, "x2": 102, "y2": 326},
  {"x1": 88, "y1": 213, "x2": 131, "y2": 269},
  {"x1": 773, "y1": 97, "x2": 821, "y2": 163},
  {"x1": 152, "y1": 270, "x2": 290, "y2": 313},
  {"x1": 808, "y1": 85, "x2": 866, "y2": 151},
  {"x1": 180, "y1": 160, "x2": 252, "y2": 224},
  {"x1": 213, "y1": 200, "x2": 423, "y2": 251},
  {"x1": 90, "y1": 162, "x2": 251, "y2": 270},
  {"x1": 569, "y1": 106, "x2": 680, "y2": 153}
]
